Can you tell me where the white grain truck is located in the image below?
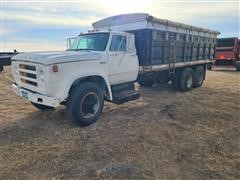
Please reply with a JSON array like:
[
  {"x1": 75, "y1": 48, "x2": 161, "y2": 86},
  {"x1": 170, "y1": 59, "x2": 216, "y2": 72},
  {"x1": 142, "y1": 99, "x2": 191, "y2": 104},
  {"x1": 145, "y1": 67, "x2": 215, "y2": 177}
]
[{"x1": 11, "y1": 14, "x2": 220, "y2": 126}]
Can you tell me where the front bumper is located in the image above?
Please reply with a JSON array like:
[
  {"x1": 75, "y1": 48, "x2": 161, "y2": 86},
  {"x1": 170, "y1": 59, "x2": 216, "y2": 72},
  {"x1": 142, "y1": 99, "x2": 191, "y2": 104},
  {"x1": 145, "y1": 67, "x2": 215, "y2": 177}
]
[{"x1": 12, "y1": 83, "x2": 60, "y2": 107}]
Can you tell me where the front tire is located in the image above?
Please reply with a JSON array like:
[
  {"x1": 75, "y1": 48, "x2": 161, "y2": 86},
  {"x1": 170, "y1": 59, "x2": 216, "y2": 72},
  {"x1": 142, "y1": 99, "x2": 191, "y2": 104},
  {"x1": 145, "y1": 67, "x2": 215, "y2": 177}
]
[
  {"x1": 179, "y1": 67, "x2": 193, "y2": 92},
  {"x1": 67, "y1": 82, "x2": 104, "y2": 126}
]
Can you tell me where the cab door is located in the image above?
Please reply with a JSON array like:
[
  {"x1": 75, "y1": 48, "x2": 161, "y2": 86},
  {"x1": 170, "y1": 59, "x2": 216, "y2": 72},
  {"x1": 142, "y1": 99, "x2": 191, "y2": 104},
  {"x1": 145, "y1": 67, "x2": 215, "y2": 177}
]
[{"x1": 107, "y1": 34, "x2": 138, "y2": 84}]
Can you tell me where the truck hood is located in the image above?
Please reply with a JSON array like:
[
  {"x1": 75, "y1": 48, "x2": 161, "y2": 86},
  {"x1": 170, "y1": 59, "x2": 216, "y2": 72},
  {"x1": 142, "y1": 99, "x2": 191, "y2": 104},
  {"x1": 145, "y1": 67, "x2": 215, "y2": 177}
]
[{"x1": 12, "y1": 51, "x2": 102, "y2": 65}]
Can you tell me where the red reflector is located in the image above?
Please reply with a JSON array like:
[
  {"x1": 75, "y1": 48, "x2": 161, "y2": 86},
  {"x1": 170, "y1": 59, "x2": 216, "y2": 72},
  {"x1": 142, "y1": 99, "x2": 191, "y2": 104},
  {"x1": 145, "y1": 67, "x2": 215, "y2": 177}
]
[
  {"x1": 52, "y1": 65, "x2": 58, "y2": 72},
  {"x1": 220, "y1": 55, "x2": 224, "y2": 59}
]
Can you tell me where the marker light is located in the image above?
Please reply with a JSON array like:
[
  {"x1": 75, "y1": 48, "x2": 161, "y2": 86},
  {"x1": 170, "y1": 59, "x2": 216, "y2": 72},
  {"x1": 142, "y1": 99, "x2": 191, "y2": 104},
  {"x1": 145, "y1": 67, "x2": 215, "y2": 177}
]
[{"x1": 52, "y1": 65, "x2": 58, "y2": 72}]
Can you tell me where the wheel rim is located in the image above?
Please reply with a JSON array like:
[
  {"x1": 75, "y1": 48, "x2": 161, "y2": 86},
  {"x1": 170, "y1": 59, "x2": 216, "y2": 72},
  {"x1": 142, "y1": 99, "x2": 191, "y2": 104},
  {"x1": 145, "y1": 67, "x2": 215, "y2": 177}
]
[
  {"x1": 80, "y1": 92, "x2": 100, "y2": 119},
  {"x1": 186, "y1": 74, "x2": 193, "y2": 89}
]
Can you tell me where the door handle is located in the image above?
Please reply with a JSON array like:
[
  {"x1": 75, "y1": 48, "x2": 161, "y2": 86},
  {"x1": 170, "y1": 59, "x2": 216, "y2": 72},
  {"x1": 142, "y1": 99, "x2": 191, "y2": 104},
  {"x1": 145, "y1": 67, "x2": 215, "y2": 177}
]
[
  {"x1": 99, "y1": 61, "x2": 106, "y2": 64},
  {"x1": 130, "y1": 54, "x2": 136, "y2": 57}
]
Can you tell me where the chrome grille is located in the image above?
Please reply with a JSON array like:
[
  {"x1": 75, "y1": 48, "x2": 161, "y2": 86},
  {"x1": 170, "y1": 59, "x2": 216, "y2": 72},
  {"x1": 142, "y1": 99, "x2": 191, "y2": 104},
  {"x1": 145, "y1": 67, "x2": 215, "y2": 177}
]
[{"x1": 19, "y1": 64, "x2": 38, "y2": 86}]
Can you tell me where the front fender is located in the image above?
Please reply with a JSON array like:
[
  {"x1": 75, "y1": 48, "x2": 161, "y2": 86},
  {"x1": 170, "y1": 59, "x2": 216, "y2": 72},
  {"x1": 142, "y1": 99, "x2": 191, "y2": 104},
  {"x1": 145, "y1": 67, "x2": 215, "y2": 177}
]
[{"x1": 63, "y1": 72, "x2": 112, "y2": 101}]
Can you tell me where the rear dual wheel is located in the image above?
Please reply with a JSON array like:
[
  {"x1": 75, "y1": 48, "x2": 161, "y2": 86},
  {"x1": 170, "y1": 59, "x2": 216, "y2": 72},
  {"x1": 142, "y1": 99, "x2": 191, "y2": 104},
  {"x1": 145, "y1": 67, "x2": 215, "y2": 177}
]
[
  {"x1": 193, "y1": 66, "x2": 205, "y2": 87},
  {"x1": 172, "y1": 66, "x2": 205, "y2": 91},
  {"x1": 179, "y1": 67, "x2": 193, "y2": 92},
  {"x1": 236, "y1": 64, "x2": 240, "y2": 71}
]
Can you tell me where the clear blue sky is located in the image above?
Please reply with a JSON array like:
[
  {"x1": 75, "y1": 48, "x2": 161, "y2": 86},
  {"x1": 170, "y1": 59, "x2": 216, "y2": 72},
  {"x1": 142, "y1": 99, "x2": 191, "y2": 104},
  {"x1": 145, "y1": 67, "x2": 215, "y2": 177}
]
[{"x1": 1, "y1": 0, "x2": 239, "y2": 52}]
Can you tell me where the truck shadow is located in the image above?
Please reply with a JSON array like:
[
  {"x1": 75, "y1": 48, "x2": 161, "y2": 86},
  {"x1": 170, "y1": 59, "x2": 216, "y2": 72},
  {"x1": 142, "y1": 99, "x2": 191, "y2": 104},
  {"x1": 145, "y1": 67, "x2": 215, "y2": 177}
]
[
  {"x1": 137, "y1": 82, "x2": 175, "y2": 93},
  {"x1": 0, "y1": 103, "x2": 149, "y2": 146},
  {"x1": 1, "y1": 79, "x2": 238, "y2": 147},
  {"x1": 0, "y1": 107, "x2": 71, "y2": 145}
]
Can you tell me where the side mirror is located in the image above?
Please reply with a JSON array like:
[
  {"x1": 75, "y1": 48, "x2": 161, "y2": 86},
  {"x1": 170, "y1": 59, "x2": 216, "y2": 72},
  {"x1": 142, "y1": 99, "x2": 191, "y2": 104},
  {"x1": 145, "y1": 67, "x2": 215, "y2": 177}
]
[{"x1": 67, "y1": 37, "x2": 78, "y2": 49}]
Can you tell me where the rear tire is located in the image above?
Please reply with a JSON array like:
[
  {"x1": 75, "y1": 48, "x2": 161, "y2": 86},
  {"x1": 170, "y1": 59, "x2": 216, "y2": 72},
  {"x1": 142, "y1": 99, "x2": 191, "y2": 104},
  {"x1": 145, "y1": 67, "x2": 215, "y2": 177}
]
[
  {"x1": 67, "y1": 81, "x2": 104, "y2": 126},
  {"x1": 171, "y1": 70, "x2": 181, "y2": 90},
  {"x1": 236, "y1": 64, "x2": 240, "y2": 71},
  {"x1": 31, "y1": 102, "x2": 54, "y2": 111},
  {"x1": 193, "y1": 66, "x2": 205, "y2": 87},
  {"x1": 179, "y1": 67, "x2": 193, "y2": 92}
]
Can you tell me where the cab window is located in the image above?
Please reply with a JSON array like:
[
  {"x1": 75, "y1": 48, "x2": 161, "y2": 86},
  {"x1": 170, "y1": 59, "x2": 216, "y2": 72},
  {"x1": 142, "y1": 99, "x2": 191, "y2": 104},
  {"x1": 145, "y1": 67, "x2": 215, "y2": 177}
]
[
  {"x1": 128, "y1": 36, "x2": 135, "y2": 52},
  {"x1": 110, "y1": 35, "x2": 126, "y2": 52}
]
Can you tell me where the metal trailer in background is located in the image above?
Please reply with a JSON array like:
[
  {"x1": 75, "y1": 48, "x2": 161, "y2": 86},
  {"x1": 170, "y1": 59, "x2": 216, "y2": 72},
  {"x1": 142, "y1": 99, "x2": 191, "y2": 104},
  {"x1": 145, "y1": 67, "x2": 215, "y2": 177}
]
[
  {"x1": 209, "y1": 37, "x2": 240, "y2": 71},
  {"x1": 93, "y1": 13, "x2": 220, "y2": 87}
]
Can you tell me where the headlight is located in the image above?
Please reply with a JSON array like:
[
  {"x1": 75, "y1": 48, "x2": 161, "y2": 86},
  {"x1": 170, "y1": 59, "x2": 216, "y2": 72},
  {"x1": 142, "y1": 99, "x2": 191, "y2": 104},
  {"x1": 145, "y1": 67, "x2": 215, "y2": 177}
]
[
  {"x1": 38, "y1": 69, "x2": 45, "y2": 82},
  {"x1": 12, "y1": 64, "x2": 18, "y2": 75},
  {"x1": 52, "y1": 65, "x2": 58, "y2": 73}
]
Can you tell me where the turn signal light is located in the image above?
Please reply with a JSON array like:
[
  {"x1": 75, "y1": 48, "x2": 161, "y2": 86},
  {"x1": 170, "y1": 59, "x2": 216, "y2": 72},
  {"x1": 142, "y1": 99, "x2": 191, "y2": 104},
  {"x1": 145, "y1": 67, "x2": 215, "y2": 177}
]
[{"x1": 220, "y1": 55, "x2": 225, "y2": 59}]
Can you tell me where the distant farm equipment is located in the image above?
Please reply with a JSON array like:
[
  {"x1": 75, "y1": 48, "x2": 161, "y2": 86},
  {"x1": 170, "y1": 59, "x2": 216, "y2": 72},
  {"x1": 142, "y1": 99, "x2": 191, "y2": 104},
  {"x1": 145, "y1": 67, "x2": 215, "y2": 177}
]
[
  {"x1": 0, "y1": 50, "x2": 18, "y2": 72},
  {"x1": 208, "y1": 37, "x2": 240, "y2": 71}
]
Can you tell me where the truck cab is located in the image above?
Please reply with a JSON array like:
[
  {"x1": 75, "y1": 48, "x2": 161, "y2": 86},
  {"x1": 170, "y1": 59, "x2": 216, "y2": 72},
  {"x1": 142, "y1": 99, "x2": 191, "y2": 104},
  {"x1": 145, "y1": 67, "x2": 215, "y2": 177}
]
[
  {"x1": 67, "y1": 31, "x2": 139, "y2": 85},
  {"x1": 11, "y1": 31, "x2": 139, "y2": 126}
]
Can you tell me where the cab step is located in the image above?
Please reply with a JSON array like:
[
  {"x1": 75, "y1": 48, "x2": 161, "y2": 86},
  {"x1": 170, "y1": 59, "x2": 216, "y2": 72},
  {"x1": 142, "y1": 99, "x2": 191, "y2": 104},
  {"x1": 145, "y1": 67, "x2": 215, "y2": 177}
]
[
  {"x1": 112, "y1": 90, "x2": 140, "y2": 104},
  {"x1": 111, "y1": 83, "x2": 135, "y2": 94},
  {"x1": 111, "y1": 83, "x2": 140, "y2": 104}
]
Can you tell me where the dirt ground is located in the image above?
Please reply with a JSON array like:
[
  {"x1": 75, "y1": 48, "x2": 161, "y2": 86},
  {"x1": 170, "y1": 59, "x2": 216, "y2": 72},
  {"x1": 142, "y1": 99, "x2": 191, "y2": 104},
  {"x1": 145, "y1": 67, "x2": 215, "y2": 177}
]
[{"x1": 0, "y1": 67, "x2": 239, "y2": 180}]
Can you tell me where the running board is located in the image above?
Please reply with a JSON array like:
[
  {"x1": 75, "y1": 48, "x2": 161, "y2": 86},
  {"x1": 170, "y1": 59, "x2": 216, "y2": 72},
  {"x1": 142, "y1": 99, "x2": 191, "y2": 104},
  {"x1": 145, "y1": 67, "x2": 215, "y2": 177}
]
[
  {"x1": 110, "y1": 83, "x2": 140, "y2": 104},
  {"x1": 112, "y1": 89, "x2": 140, "y2": 104}
]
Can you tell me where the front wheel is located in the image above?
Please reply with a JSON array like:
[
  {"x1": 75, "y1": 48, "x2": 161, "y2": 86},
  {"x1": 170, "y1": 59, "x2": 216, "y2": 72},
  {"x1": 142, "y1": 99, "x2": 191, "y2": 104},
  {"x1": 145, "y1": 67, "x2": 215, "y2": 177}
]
[{"x1": 67, "y1": 82, "x2": 104, "y2": 126}]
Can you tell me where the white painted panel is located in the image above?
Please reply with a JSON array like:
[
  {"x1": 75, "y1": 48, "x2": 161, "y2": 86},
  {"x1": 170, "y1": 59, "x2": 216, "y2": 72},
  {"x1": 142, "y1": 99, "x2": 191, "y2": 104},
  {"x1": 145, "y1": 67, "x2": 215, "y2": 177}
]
[{"x1": 93, "y1": 13, "x2": 220, "y2": 38}]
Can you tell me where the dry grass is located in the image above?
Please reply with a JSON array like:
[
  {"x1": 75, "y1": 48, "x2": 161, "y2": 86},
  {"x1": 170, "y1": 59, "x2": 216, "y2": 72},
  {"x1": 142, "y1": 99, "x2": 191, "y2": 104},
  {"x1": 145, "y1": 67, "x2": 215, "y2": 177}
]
[{"x1": 0, "y1": 67, "x2": 240, "y2": 179}]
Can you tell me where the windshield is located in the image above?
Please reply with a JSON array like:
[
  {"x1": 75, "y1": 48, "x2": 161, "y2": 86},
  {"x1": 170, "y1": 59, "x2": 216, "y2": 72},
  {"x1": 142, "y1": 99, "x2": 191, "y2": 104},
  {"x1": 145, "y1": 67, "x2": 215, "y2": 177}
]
[
  {"x1": 217, "y1": 38, "x2": 236, "y2": 48},
  {"x1": 67, "y1": 33, "x2": 109, "y2": 51}
]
